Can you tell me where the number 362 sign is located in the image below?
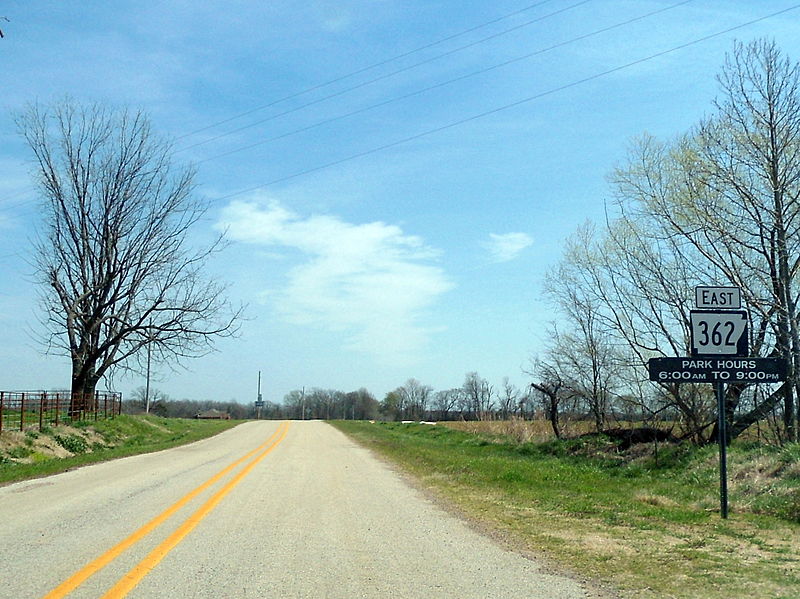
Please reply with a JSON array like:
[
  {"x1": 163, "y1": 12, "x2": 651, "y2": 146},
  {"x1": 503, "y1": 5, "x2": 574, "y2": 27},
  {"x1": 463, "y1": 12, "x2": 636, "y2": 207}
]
[{"x1": 690, "y1": 310, "x2": 748, "y2": 357}]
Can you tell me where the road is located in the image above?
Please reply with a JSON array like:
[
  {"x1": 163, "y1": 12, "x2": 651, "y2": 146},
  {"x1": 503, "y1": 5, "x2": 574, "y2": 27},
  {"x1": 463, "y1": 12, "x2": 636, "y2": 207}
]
[{"x1": 0, "y1": 421, "x2": 597, "y2": 598}]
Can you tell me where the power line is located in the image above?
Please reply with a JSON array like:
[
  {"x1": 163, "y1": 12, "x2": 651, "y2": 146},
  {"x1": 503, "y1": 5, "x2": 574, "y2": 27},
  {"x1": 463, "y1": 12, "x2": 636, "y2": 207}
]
[
  {"x1": 196, "y1": 0, "x2": 693, "y2": 165},
  {"x1": 210, "y1": 4, "x2": 800, "y2": 203},
  {"x1": 176, "y1": 0, "x2": 594, "y2": 153},
  {"x1": 174, "y1": 0, "x2": 565, "y2": 142}
]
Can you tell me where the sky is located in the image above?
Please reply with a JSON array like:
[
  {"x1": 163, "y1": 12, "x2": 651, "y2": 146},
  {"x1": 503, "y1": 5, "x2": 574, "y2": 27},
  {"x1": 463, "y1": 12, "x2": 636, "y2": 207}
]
[{"x1": 1, "y1": 1, "x2": 800, "y2": 406}]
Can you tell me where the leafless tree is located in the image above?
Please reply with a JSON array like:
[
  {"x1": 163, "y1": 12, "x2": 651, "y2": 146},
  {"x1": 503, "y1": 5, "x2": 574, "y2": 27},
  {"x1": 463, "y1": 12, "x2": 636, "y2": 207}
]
[
  {"x1": 432, "y1": 388, "x2": 461, "y2": 420},
  {"x1": 395, "y1": 378, "x2": 433, "y2": 420},
  {"x1": 527, "y1": 358, "x2": 566, "y2": 438},
  {"x1": 498, "y1": 377, "x2": 520, "y2": 420},
  {"x1": 18, "y1": 101, "x2": 241, "y2": 414},
  {"x1": 128, "y1": 386, "x2": 170, "y2": 413},
  {"x1": 542, "y1": 251, "x2": 624, "y2": 432},
  {"x1": 462, "y1": 372, "x2": 494, "y2": 420}
]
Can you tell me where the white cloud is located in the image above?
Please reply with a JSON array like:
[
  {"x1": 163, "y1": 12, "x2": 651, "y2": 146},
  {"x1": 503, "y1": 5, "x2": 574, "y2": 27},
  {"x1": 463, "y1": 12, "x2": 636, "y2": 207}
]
[
  {"x1": 482, "y1": 232, "x2": 533, "y2": 262},
  {"x1": 217, "y1": 199, "x2": 453, "y2": 361}
]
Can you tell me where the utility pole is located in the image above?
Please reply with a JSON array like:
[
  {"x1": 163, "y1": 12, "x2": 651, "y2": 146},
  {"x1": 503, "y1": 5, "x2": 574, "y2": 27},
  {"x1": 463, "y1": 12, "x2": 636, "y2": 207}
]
[
  {"x1": 256, "y1": 371, "x2": 263, "y2": 420},
  {"x1": 145, "y1": 320, "x2": 152, "y2": 414}
]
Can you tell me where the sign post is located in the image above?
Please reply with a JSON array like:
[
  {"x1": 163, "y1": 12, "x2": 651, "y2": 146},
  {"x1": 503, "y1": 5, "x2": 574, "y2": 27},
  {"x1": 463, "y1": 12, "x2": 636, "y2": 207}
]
[
  {"x1": 648, "y1": 286, "x2": 787, "y2": 519},
  {"x1": 715, "y1": 381, "x2": 728, "y2": 519}
]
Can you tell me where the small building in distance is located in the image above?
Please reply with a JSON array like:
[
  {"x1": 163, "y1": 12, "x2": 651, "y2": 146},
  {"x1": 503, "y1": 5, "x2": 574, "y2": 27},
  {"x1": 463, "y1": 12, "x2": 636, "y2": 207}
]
[{"x1": 195, "y1": 409, "x2": 231, "y2": 420}]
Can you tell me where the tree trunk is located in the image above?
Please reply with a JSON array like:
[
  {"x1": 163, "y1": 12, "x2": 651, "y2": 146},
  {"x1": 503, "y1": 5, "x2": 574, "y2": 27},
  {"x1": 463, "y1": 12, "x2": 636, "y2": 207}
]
[
  {"x1": 70, "y1": 364, "x2": 99, "y2": 419},
  {"x1": 727, "y1": 383, "x2": 788, "y2": 440}
]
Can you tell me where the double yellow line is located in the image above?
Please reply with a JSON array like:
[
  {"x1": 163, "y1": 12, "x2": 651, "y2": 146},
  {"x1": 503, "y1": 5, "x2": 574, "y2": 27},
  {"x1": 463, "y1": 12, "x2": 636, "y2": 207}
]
[{"x1": 43, "y1": 421, "x2": 290, "y2": 599}]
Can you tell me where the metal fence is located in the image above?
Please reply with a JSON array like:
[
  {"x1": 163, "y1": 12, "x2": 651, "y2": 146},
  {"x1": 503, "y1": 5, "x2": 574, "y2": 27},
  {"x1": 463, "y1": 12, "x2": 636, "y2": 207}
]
[{"x1": 0, "y1": 391, "x2": 122, "y2": 433}]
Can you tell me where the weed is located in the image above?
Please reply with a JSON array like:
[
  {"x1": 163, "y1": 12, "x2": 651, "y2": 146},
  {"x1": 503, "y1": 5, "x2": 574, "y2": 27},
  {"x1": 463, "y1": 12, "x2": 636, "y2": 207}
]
[
  {"x1": 54, "y1": 434, "x2": 88, "y2": 454},
  {"x1": 8, "y1": 446, "x2": 33, "y2": 459}
]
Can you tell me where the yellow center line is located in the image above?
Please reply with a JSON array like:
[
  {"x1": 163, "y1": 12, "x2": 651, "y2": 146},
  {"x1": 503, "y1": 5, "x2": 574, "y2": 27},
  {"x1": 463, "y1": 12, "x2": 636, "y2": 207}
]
[
  {"x1": 102, "y1": 421, "x2": 290, "y2": 599},
  {"x1": 42, "y1": 422, "x2": 289, "y2": 599}
]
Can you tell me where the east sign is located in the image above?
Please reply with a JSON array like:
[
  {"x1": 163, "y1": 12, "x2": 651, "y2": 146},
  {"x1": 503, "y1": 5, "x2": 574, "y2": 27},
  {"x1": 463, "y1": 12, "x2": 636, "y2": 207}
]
[{"x1": 695, "y1": 286, "x2": 742, "y2": 309}]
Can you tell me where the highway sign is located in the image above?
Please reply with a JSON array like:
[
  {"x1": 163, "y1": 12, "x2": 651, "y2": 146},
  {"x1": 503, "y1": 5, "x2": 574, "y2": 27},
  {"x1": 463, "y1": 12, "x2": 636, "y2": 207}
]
[
  {"x1": 690, "y1": 310, "x2": 748, "y2": 357},
  {"x1": 648, "y1": 356, "x2": 788, "y2": 383},
  {"x1": 695, "y1": 286, "x2": 741, "y2": 309}
]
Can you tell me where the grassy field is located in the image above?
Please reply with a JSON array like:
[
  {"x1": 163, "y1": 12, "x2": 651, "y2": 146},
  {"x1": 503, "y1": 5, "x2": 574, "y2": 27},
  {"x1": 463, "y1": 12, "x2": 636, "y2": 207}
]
[
  {"x1": 0, "y1": 414, "x2": 240, "y2": 485},
  {"x1": 332, "y1": 420, "x2": 800, "y2": 599}
]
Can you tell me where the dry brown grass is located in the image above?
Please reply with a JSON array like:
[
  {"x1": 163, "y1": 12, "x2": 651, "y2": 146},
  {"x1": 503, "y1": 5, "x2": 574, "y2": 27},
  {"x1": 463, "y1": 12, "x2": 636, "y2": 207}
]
[
  {"x1": 443, "y1": 419, "x2": 554, "y2": 443},
  {"x1": 442, "y1": 418, "x2": 641, "y2": 442}
]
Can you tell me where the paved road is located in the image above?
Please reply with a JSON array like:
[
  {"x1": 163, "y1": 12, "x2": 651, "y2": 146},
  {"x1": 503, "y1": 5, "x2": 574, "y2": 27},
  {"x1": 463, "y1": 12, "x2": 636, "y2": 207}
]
[{"x1": 0, "y1": 421, "x2": 596, "y2": 598}]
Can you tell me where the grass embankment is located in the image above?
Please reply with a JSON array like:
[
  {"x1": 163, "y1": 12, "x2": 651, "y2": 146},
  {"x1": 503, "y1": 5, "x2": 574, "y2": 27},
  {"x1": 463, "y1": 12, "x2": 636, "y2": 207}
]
[
  {"x1": 332, "y1": 420, "x2": 800, "y2": 599},
  {"x1": 0, "y1": 414, "x2": 240, "y2": 485}
]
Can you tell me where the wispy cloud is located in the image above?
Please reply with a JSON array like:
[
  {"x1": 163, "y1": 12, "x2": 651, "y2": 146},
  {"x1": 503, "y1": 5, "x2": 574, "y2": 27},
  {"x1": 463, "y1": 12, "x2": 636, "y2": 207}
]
[
  {"x1": 482, "y1": 232, "x2": 533, "y2": 262},
  {"x1": 217, "y1": 199, "x2": 453, "y2": 361}
]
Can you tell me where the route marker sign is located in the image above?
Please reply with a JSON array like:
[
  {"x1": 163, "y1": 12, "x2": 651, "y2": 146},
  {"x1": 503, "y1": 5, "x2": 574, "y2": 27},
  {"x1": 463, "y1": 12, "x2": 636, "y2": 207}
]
[
  {"x1": 690, "y1": 309, "x2": 748, "y2": 357},
  {"x1": 695, "y1": 286, "x2": 741, "y2": 309}
]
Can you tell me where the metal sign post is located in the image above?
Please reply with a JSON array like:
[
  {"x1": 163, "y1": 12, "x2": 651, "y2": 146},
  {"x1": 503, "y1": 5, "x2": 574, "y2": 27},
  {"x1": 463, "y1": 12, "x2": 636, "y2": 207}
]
[{"x1": 715, "y1": 381, "x2": 728, "y2": 519}]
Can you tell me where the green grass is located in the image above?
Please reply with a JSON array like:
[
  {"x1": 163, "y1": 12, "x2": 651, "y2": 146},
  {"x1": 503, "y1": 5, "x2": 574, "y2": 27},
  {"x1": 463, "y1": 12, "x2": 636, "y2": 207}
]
[
  {"x1": 332, "y1": 421, "x2": 800, "y2": 599},
  {"x1": 0, "y1": 414, "x2": 240, "y2": 485}
]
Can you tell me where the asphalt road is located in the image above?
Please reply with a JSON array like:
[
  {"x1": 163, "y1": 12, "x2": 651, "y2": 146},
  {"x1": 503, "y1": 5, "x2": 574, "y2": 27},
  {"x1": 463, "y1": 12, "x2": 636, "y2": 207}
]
[{"x1": 0, "y1": 421, "x2": 596, "y2": 598}]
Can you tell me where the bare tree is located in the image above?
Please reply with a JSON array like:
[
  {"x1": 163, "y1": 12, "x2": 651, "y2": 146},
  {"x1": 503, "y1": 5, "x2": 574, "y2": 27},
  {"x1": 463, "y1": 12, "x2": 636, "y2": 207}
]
[
  {"x1": 543, "y1": 252, "x2": 623, "y2": 432},
  {"x1": 527, "y1": 358, "x2": 566, "y2": 438},
  {"x1": 395, "y1": 378, "x2": 433, "y2": 420},
  {"x1": 18, "y1": 101, "x2": 241, "y2": 414},
  {"x1": 128, "y1": 386, "x2": 169, "y2": 413},
  {"x1": 462, "y1": 372, "x2": 494, "y2": 420},
  {"x1": 498, "y1": 377, "x2": 520, "y2": 420},
  {"x1": 432, "y1": 388, "x2": 461, "y2": 420}
]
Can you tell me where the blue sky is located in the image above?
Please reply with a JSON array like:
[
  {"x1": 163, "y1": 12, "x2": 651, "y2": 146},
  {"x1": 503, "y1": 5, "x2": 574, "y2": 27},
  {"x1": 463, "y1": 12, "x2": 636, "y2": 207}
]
[{"x1": 1, "y1": 1, "x2": 799, "y2": 405}]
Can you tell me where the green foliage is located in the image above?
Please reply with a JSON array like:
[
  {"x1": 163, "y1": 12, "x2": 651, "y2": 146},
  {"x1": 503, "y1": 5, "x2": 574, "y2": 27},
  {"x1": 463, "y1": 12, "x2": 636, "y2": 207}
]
[
  {"x1": 8, "y1": 446, "x2": 33, "y2": 459},
  {"x1": 54, "y1": 434, "x2": 88, "y2": 454}
]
